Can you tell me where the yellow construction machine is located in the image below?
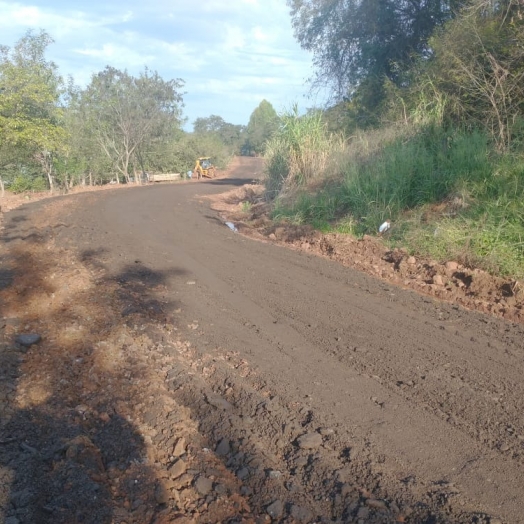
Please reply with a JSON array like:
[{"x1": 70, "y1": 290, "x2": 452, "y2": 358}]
[{"x1": 193, "y1": 157, "x2": 217, "y2": 179}]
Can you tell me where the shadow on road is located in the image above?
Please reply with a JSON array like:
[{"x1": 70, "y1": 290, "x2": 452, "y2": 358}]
[
  {"x1": 203, "y1": 177, "x2": 257, "y2": 187},
  {"x1": 0, "y1": 211, "x2": 187, "y2": 523}
]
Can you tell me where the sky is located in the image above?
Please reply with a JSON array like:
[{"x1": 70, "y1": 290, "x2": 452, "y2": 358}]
[{"x1": 0, "y1": 0, "x2": 327, "y2": 130}]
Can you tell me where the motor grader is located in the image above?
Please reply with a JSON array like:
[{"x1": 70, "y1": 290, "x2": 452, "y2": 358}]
[{"x1": 193, "y1": 157, "x2": 217, "y2": 179}]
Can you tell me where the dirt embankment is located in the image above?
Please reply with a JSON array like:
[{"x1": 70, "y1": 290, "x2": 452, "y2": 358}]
[{"x1": 207, "y1": 182, "x2": 523, "y2": 325}]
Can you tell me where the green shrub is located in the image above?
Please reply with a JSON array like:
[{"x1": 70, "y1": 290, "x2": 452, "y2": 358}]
[{"x1": 9, "y1": 175, "x2": 48, "y2": 193}]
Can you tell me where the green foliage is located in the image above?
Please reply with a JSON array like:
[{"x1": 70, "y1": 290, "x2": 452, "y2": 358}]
[
  {"x1": 288, "y1": 0, "x2": 463, "y2": 115},
  {"x1": 79, "y1": 66, "x2": 184, "y2": 183},
  {"x1": 245, "y1": 100, "x2": 279, "y2": 154},
  {"x1": 265, "y1": 106, "x2": 344, "y2": 199},
  {"x1": 193, "y1": 115, "x2": 246, "y2": 155},
  {"x1": 0, "y1": 29, "x2": 66, "y2": 191},
  {"x1": 9, "y1": 174, "x2": 47, "y2": 193},
  {"x1": 274, "y1": 126, "x2": 489, "y2": 226},
  {"x1": 422, "y1": 0, "x2": 524, "y2": 149},
  {"x1": 271, "y1": 120, "x2": 524, "y2": 278},
  {"x1": 404, "y1": 155, "x2": 524, "y2": 278},
  {"x1": 147, "y1": 130, "x2": 232, "y2": 175},
  {"x1": 275, "y1": 1, "x2": 524, "y2": 279}
]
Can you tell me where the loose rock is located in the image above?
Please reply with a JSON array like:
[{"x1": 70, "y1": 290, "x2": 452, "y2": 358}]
[
  {"x1": 290, "y1": 504, "x2": 313, "y2": 522},
  {"x1": 169, "y1": 458, "x2": 187, "y2": 479},
  {"x1": 365, "y1": 498, "x2": 388, "y2": 511},
  {"x1": 155, "y1": 483, "x2": 170, "y2": 504},
  {"x1": 15, "y1": 333, "x2": 41, "y2": 347},
  {"x1": 432, "y1": 274, "x2": 444, "y2": 286},
  {"x1": 297, "y1": 432, "x2": 323, "y2": 449},
  {"x1": 173, "y1": 437, "x2": 186, "y2": 457},
  {"x1": 194, "y1": 476, "x2": 213, "y2": 496},
  {"x1": 266, "y1": 499, "x2": 284, "y2": 518},
  {"x1": 237, "y1": 467, "x2": 249, "y2": 480},
  {"x1": 216, "y1": 438, "x2": 230, "y2": 456}
]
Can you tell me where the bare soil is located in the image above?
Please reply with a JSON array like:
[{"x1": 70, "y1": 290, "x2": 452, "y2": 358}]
[{"x1": 1, "y1": 157, "x2": 523, "y2": 524}]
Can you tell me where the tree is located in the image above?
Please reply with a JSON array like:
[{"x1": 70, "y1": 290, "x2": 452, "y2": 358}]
[
  {"x1": 288, "y1": 0, "x2": 466, "y2": 125},
  {"x1": 0, "y1": 30, "x2": 66, "y2": 192},
  {"x1": 80, "y1": 66, "x2": 184, "y2": 183},
  {"x1": 193, "y1": 114, "x2": 246, "y2": 153},
  {"x1": 193, "y1": 115, "x2": 228, "y2": 134},
  {"x1": 245, "y1": 100, "x2": 279, "y2": 154},
  {"x1": 425, "y1": 0, "x2": 524, "y2": 148}
]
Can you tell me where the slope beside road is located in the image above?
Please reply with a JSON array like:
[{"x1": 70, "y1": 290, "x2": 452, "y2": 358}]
[{"x1": 1, "y1": 157, "x2": 523, "y2": 524}]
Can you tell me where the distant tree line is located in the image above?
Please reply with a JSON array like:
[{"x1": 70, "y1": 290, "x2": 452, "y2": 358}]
[{"x1": 0, "y1": 29, "x2": 282, "y2": 195}]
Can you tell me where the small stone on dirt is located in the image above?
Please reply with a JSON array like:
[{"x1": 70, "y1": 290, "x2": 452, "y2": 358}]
[
  {"x1": 205, "y1": 394, "x2": 232, "y2": 411},
  {"x1": 169, "y1": 458, "x2": 187, "y2": 479},
  {"x1": 216, "y1": 438, "x2": 230, "y2": 456},
  {"x1": 173, "y1": 437, "x2": 186, "y2": 457},
  {"x1": 290, "y1": 504, "x2": 313, "y2": 522},
  {"x1": 297, "y1": 432, "x2": 323, "y2": 449},
  {"x1": 15, "y1": 333, "x2": 41, "y2": 347},
  {"x1": 268, "y1": 470, "x2": 282, "y2": 479},
  {"x1": 432, "y1": 274, "x2": 444, "y2": 286},
  {"x1": 407, "y1": 256, "x2": 416, "y2": 265},
  {"x1": 155, "y1": 483, "x2": 170, "y2": 504},
  {"x1": 365, "y1": 498, "x2": 388, "y2": 511},
  {"x1": 266, "y1": 500, "x2": 284, "y2": 518},
  {"x1": 446, "y1": 261, "x2": 459, "y2": 271},
  {"x1": 194, "y1": 476, "x2": 213, "y2": 495},
  {"x1": 237, "y1": 467, "x2": 249, "y2": 480}
]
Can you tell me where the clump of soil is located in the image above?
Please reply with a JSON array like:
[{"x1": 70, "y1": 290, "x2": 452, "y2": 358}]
[{"x1": 208, "y1": 184, "x2": 523, "y2": 325}]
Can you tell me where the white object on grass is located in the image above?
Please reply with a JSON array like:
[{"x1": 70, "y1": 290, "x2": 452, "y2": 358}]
[{"x1": 378, "y1": 220, "x2": 391, "y2": 234}]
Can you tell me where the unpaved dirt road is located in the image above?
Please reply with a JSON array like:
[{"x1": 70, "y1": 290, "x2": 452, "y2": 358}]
[{"x1": 1, "y1": 157, "x2": 524, "y2": 524}]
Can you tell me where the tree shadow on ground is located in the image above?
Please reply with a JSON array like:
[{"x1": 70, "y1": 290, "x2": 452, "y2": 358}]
[
  {"x1": 0, "y1": 214, "x2": 188, "y2": 523},
  {"x1": 204, "y1": 178, "x2": 256, "y2": 187}
]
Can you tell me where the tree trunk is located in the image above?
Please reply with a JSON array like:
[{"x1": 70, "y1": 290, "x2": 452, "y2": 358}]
[{"x1": 47, "y1": 171, "x2": 54, "y2": 193}]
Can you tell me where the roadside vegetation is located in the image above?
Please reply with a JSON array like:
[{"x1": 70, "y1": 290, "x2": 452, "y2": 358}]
[
  {"x1": 265, "y1": 0, "x2": 524, "y2": 279},
  {"x1": 0, "y1": 31, "x2": 279, "y2": 194}
]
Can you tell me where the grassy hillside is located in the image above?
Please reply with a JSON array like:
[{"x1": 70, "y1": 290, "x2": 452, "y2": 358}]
[{"x1": 264, "y1": 114, "x2": 524, "y2": 279}]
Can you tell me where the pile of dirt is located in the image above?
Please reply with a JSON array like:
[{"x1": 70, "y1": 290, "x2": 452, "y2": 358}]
[{"x1": 208, "y1": 184, "x2": 523, "y2": 325}]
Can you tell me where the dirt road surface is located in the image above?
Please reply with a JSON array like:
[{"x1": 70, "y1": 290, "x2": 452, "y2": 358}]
[{"x1": 1, "y1": 157, "x2": 524, "y2": 524}]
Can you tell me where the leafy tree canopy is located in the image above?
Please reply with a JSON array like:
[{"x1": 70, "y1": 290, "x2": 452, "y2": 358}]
[
  {"x1": 0, "y1": 29, "x2": 66, "y2": 191},
  {"x1": 193, "y1": 114, "x2": 246, "y2": 153},
  {"x1": 80, "y1": 66, "x2": 184, "y2": 182},
  {"x1": 0, "y1": 29, "x2": 65, "y2": 150},
  {"x1": 288, "y1": 0, "x2": 466, "y2": 125},
  {"x1": 245, "y1": 99, "x2": 279, "y2": 154}
]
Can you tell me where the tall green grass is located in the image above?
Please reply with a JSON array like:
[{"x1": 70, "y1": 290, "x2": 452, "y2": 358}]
[
  {"x1": 266, "y1": 121, "x2": 524, "y2": 278},
  {"x1": 264, "y1": 106, "x2": 344, "y2": 199},
  {"x1": 404, "y1": 157, "x2": 524, "y2": 277}
]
